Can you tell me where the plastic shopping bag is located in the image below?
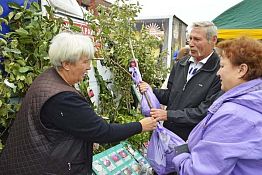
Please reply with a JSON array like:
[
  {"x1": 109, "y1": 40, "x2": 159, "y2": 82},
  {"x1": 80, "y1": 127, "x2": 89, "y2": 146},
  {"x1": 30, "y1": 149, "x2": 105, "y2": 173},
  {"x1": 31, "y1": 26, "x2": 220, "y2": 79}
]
[
  {"x1": 140, "y1": 87, "x2": 161, "y2": 117},
  {"x1": 147, "y1": 124, "x2": 185, "y2": 175},
  {"x1": 129, "y1": 59, "x2": 185, "y2": 174},
  {"x1": 129, "y1": 65, "x2": 160, "y2": 116}
]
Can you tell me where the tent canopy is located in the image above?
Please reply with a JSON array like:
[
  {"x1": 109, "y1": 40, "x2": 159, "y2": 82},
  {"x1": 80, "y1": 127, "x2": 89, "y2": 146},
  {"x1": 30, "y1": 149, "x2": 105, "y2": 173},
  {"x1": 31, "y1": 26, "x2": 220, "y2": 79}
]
[{"x1": 213, "y1": 0, "x2": 262, "y2": 40}]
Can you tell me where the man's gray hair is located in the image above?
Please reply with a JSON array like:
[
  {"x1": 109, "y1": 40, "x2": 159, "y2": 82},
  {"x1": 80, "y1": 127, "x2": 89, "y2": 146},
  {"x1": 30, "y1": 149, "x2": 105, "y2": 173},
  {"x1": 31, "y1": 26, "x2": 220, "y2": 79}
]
[
  {"x1": 48, "y1": 31, "x2": 94, "y2": 68},
  {"x1": 191, "y1": 21, "x2": 218, "y2": 41}
]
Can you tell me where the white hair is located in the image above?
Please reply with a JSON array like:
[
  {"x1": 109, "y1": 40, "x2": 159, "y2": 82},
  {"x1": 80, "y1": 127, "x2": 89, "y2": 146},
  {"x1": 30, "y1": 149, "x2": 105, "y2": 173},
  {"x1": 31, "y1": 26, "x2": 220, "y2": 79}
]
[
  {"x1": 191, "y1": 21, "x2": 218, "y2": 41},
  {"x1": 49, "y1": 32, "x2": 94, "y2": 67}
]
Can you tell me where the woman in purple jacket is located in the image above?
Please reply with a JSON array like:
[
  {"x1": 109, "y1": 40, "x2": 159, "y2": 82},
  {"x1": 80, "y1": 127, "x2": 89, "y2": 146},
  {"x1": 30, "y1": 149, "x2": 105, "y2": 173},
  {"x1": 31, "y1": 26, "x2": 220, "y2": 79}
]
[{"x1": 170, "y1": 36, "x2": 262, "y2": 175}]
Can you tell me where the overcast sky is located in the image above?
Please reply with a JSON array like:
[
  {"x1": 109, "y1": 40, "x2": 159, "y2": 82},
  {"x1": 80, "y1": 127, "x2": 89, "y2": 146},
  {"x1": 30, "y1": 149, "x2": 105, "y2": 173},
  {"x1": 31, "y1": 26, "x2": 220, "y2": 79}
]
[{"x1": 107, "y1": 0, "x2": 243, "y2": 25}]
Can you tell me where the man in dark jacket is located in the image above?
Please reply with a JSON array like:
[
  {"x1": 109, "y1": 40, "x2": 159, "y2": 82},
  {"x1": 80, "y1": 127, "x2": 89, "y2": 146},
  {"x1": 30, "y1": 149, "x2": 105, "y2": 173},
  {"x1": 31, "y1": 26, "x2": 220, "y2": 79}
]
[{"x1": 139, "y1": 21, "x2": 222, "y2": 141}]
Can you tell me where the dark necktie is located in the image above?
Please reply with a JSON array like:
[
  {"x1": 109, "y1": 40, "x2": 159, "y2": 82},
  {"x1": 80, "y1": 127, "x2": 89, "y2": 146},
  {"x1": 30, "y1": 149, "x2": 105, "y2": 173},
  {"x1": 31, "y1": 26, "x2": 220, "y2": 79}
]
[{"x1": 189, "y1": 67, "x2": 198, "y2": 75}]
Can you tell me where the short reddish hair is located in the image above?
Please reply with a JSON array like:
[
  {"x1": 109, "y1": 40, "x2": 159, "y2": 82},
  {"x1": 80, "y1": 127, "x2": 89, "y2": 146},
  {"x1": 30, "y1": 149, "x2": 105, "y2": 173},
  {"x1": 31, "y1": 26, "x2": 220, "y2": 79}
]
[{"x1": 217, "y1": 36, "x2": 262, "y2": 81}]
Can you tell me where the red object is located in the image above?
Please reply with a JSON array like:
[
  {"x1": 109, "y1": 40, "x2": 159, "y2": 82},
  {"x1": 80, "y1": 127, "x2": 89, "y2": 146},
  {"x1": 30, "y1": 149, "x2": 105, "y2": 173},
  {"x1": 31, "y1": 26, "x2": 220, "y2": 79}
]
[
  {"x1": 118, "y1": 150, "x2": 127, "y2": 158},
  {"x1": 103, "y1": 159, "x2": 111, "y2": 166},
  {"x1": 88, "y1": 89, "x2": 94, "y2": 97},
  {"x1": 111, "y1": 154, "x2": 120, "y2": 162}
]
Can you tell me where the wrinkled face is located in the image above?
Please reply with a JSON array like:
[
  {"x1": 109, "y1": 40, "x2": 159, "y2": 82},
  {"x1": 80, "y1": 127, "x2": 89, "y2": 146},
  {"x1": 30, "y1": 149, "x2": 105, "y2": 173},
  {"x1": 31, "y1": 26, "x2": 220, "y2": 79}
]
[
  {"x1": 189, "y1": 27, "x2": 215, "y2": 61},
  {"x1": 217, "y1": 56, "x2": 245, "y2": 92},
  {"x1": 67, "y1": 56, "x2": 91, "y2": 84}
]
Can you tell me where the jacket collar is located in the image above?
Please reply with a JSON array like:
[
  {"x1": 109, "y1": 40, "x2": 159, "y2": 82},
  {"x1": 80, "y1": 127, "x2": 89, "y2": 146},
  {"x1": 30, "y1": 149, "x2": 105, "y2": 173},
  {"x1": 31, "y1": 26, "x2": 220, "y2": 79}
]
[
  {"x1": 209, "y1": 78, "x2": 262, "y2": 114},
  {"x1": 179, "y1": 51, "x2": 220, "y2": 72}
]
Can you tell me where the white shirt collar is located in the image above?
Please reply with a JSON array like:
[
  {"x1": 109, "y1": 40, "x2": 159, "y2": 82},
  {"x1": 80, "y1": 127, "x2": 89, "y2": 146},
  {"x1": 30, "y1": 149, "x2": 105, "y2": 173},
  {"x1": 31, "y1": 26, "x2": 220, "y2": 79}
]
[
  {"x1": 189, "y1": 51, "x2": 214, "y2": 65},
  {"x1": 186, "y1": 51, "x2": 214, "y2": 82}
]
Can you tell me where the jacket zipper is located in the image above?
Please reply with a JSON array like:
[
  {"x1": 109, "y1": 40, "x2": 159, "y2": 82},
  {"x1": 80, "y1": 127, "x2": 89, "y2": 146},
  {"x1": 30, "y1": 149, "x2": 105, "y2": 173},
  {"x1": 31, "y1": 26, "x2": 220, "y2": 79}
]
[
  {"x1": 183, "y1": 64, "x2": 189, "y2": 91},
  {"x1": 183, "y1": 69, "x2": 201, "y2": 91},
  {"x1": 68, "y1": 162, "x2": 71, "y2": 171},
  {"x1": 182, "y1": 83, "x2": 187, "y2": 91}
]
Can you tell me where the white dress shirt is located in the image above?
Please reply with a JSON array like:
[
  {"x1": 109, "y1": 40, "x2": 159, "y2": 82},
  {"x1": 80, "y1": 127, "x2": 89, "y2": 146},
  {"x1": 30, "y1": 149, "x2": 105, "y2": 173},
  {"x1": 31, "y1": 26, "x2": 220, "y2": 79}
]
[{"x1": 187, "y1": 52, "x2": 214, "y2": 82}]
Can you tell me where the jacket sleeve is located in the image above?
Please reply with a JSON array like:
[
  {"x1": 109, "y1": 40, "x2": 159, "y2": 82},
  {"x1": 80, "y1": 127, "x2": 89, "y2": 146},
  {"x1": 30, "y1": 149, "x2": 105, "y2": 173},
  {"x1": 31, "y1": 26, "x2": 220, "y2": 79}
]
[
  {"x1": 167, "y1": 77, "x2": 223, "y2": 125},
  {"x1": 172, "y1": 104, "x2": 262, "y2": 175},
  {"x1": 41, "y1": 92, "x2": 142, "y2": 143}
]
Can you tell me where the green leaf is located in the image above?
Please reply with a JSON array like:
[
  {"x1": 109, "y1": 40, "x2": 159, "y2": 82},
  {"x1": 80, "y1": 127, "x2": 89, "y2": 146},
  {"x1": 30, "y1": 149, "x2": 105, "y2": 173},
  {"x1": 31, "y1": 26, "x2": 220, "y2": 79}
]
[
  {"x1": 19, "y1": 67, "x2": 29, "y2": 73},
  {"x1": 5, "y1": 48, "x2": 21, "y2": 54},
  {"x1": 67, "y1": 17, "x2": 74, "y2": 26},
  {"x1": 0, "y1": 118, "x2": 7, "y2": 127},
  {"x1": 0, "y1": 141, "x2": 3, "y2": 151},
  {"x1": 14, "y1": 12, "x2": 24, "y2": 20},
  {"x1": 8, "y1": 11, "x2": 15, "y2": 20},
  {"x1": 0, "y1": 5, "x2": 3, "y2": 16},
  {"x1": 0, "y1": 38, "x2": 7, "y2": 46},
  {"x1": 17, "y1": 81, "x2": 24, "y2": 89},
  {"x1": 25, "y1": 75, "x2": 33, "y2": 85},
  {"x1": 70, "y1": 25, "x2": 82, "y2": 32},
  {"x1": 31, "y1": 2, "x2": 40, "y2": 11},
  {"x1": 44, "y1": 5, "x2": 51, "y2": 15},
  {"x1": 25, "y1": 24, "x2": 34, "y2": 30},
  {"x1": 23, "y1": 0, "x2": 29, "y2": 9},
  {"x1": 15, "y1": 28, "x2": 29, "y2": 36},
  {"x1": 8, "y1": 2, "x2": 21, "y2": 10},
  {"x1": 16, "y1": 60, "x2": 26, "y2": 66},
  {"x1": 0, "y1": 18, "x2": 9, "y2": 25},
  {"x1": 52, "y1": 25, "x2": 58, "y2": 33}
]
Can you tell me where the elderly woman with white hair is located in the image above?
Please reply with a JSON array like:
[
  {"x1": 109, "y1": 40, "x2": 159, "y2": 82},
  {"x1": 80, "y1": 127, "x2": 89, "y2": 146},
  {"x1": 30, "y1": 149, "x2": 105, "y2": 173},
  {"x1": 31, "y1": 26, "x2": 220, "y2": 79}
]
[{"x1": 0, "y1": 32, "x2": 157, "y2": 175}]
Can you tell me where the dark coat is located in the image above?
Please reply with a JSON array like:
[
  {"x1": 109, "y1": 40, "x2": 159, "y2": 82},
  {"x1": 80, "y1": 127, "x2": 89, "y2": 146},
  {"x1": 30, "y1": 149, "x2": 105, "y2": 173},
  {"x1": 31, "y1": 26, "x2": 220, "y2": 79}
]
[{"x1": 154, "y1": 52, "x2": 222, "y2": 141}]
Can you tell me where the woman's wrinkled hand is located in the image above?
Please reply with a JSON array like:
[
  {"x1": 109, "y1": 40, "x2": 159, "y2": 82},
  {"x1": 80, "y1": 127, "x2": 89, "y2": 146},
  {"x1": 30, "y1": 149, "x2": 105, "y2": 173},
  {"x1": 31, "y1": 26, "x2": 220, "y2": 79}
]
[{"x1": 139, "y1": 117, "x2": 157, "y2": 132}]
